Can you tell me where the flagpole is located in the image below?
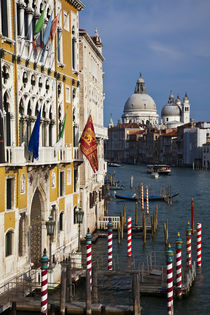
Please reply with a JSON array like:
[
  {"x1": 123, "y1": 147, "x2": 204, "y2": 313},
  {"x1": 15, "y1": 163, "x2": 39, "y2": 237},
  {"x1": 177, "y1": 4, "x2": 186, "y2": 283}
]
[{"x1": 48, "y1": 9, "x2": 70, "y2": 69}]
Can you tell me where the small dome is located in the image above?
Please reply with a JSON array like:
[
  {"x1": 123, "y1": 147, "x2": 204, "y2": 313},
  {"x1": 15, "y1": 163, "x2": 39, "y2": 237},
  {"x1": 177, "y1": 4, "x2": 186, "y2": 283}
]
[
  {"x1": 124, "y1": 94, "x2": 157, "y2": 113},
  {"x1": 161, "y1": 103, "x2": 181, "y2": 117}
]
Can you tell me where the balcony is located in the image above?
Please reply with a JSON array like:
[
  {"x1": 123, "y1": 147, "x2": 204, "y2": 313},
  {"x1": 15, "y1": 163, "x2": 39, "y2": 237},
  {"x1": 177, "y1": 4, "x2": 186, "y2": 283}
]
[
  {"x1": 4, "y1": 145, "x2": 73, "y2": 166},
  {"x1": 73, "y1": 147, "x2": 83, "y2": 166},
  {"x1": 5, "y1": 146, "x2": 25, "y2": 166},
  {"x1": 94, "y1": 124, "x2": 108, "y2": 139}
]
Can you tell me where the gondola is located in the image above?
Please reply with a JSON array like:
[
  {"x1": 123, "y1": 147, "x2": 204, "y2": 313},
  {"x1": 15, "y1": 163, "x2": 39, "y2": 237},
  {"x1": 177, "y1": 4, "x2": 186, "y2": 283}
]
[{"x1": 114, "y1": 192, "x2": 179, "y2": 201}]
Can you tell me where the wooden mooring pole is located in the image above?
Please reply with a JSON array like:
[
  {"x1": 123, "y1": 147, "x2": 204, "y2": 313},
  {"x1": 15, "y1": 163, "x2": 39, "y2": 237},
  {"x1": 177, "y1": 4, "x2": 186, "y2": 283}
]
[
  {"x1": 164, "y1": 219, "x2": 169, "y2": 246},
  {"x1": 50, "y1": 304, "x2": 56, "y2": 315},
  {"x1": 135, "y1": 202, "x2": 138, "y2": 226},
  {"x1": 86, "y1": 269, "x2": 92, "y2": 315},
  {"x1": 143, "y1": 212, "x2": 146, "y2": 245},
  {"x1": 66, "y1": 256, "x2": 72, "y2": 303},
  {"x1": 123, "y1": 204, "x2": 126, "y2": 226},
  {"x1": 92, "y1": 268, "x2": 98, "y2": 304},
  {"x1": 11, "y1": 301, "x2": 16, "y2": 315},
  {"x1": 133, "y1": 273, "x2": 141, "y2": 315},
  {"x1": 60, "y1": 261, "x2": 67, "y2": 315}
]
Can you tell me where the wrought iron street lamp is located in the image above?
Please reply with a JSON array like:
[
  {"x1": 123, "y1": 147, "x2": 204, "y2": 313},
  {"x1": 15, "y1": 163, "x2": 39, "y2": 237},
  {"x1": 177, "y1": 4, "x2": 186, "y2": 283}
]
[
  {"x1": 46, "y1": 215, "x2": 55, "y2": 268},
  {"x1": 75, "y1": 207, "x2": 84, "y2": 252}
]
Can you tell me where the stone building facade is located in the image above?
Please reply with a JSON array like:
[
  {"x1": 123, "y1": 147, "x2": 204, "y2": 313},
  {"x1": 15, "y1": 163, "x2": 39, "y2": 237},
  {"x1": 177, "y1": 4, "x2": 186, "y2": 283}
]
[
  {"x1": 0, "y1": 0, "x2": 85, "y2": 286},
  {"x1": 79, "y1": 29, "x2": 107, "y2": 234}
]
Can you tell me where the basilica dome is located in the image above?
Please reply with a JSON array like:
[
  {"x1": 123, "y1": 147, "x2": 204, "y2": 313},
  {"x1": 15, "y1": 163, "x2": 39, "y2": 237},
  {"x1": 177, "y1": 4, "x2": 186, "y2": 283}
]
[
  {"x1": 122, "y1": 74, "x2": 159, "y2": 126},
  {"x1": 161, "y1": 103, "x2": 181, "y2": 117},
  {"x1": 124, "y1": 94, "x2": 157, "y2": 112}
]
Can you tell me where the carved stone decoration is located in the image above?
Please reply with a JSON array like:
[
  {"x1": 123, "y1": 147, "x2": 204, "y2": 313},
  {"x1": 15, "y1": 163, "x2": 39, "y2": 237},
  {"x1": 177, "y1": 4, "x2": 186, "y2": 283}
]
[
  {"x1": 51, "y1": 171, "x2": 56, "y2": 188},
  {"x1": 20, "y1": 174, "x2": 25, "y2": 194},
  {"x1": 29, "y1": 174, "x2": 33, "y2": 185}
]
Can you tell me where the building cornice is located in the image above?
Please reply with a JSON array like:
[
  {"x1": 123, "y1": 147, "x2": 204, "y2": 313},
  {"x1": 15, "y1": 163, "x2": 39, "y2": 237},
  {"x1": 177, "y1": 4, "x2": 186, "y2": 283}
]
[
  {"x1": 67, "y1": 0, "x2": 85, "y2": 11},
  {"x1": 79, "y1": 29, "x2": 104, "y2": 62}
]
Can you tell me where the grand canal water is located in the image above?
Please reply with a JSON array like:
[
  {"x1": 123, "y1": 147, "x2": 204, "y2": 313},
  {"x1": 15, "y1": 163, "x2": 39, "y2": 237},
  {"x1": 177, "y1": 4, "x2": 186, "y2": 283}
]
[
  {"x1": 97, "y1": 165, "x2": 210, "y2": 315},
  {"x1": 5, "y1": 165, "x2": 210, "y2": 314}
]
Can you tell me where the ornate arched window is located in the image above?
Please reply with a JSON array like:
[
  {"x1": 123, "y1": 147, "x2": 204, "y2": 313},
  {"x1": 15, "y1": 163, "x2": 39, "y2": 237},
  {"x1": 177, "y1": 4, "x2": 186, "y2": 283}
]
[
  {"x1": 19, "y1": 98, "x2": 24, "y2": 145},
  {"x1": 26, "y1": 101, "x2": 32, "y2": 145},
  {"x1": 4, "y1": 92, "x2": 11, "y2": 146},
  {"x1": 59, "y1": 212, "x2": 64, "y2": 231},
  {"x1": 5, "y1": 230, "x2": 13, "y2": 257},
  {"x1": 49, "y1": 106, "x2": 53, "y2": 146},
  {"x1": 42, "y1": 104, "x2": 47, "y2": 146},
  {"x1": 19, "y1": 213, "x2": 26, "y2": 256}
]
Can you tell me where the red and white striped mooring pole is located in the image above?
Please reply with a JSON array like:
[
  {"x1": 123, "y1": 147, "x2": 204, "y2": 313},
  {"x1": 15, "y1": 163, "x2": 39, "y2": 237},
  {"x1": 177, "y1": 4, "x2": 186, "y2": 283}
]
[
  {"x1": 175, "y1": 232, "x2": 183, "y2": 298},
  {"x1": 166, "y1": 244, "x2": 174, "y2": 315},
  {"x1": 127, "y1": 217, "x2": 132, "y2": 256},
  {"x1": 107, "y1": 218, "x2": 113, "y2": 270},
  {"x1": 186, "y1": 221, "x2": 192, "y2": 268},
  {"x1": 86, "y1": 229, "x2": 92, "y2": 286},
  {"x1": 197, "y1": 223, "x2": 202, "y2": 267},
  {"x1": 40, "y1": 248, "x2": 49, "y2": 314}
]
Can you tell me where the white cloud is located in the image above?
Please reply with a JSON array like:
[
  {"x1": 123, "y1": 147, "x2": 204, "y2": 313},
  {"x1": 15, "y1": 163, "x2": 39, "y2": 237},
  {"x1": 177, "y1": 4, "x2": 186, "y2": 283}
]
[{"x1": 150, "y1": 42, "x2": 184, "y2": 59}]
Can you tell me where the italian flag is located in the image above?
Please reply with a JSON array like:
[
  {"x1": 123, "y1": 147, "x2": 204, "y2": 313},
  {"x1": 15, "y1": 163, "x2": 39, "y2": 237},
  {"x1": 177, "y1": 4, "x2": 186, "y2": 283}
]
[{"x1": 54, "y1": 112, "x2": 67, "y2": 151}]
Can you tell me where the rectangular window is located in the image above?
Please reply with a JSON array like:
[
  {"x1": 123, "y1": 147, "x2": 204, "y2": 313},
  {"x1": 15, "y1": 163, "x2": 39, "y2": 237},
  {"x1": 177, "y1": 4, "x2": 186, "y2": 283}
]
[
  {"x1": 1, "y1": 0, "x2": 8, "y2": 37},
  {"x1": 49, "y1": 124, "x2": 52, "y2": 146},
  {"x1": 72, "y1": 37, "x2": 76, "y2": 70},
  {"x1": 16, "y1": 4, "x2": 21, "y2": 36},
  {"x1": 67, "y1": 168, "x2": 71, "y2": 185},
  {"x1": 24, "y1": 11, "x2": 28, "y2": 38},
  {"x1": 6, "y1": 112, "x2": 11, "y2": 146},
  {"x1": 73, "y1": 168, "x2": 78, "y2": 193},
  {"x1": 63, "y1": 11, "x2": 69, "y2": 31},
  {"x1": 60, "y1": 171, "x2": 64, "y2": 196},
  {"x1": 57, "y1": 26, "x2": 63, "y2": 64},
  {"x1": 6, "y1": 178, "x2": 15, "y2": 210},
  {"x1": 65, "y1": 85, "x2": 71, "y2": 103}
]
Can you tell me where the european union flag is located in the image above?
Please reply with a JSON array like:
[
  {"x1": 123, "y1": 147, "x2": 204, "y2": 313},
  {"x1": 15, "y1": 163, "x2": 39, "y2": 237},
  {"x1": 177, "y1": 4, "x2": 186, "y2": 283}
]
[{"x1": 28, "y1": 108, "x2": 42, "y2": 160}]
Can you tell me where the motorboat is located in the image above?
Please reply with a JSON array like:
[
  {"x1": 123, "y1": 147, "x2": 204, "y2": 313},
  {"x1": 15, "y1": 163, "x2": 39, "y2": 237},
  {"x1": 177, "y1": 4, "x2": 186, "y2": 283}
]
[{"x1": 147, "y1": 164, "x2": 171, "y2": 175}]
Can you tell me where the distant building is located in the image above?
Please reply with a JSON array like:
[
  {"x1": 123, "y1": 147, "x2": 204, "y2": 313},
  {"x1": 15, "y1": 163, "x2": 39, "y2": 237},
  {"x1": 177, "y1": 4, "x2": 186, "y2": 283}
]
[
  {"x1": 183, "y1": 123, "x2": 210, "y2": 167},
  {"x1": 122, "y1": 74, "x2": 159, "y2": 126},
  {"x1": 104, "y1": 123, "x2": 144, "y2": 163},
  {"x1": 161, "y1": 91, "x2": 190, "y2": 128}
]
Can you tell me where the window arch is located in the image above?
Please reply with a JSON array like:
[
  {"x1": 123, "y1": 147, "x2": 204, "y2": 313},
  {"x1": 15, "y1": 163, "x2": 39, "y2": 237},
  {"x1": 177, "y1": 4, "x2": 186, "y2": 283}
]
[{"x1": 5, "y1": 230, "x2": 13, "y2": 257}]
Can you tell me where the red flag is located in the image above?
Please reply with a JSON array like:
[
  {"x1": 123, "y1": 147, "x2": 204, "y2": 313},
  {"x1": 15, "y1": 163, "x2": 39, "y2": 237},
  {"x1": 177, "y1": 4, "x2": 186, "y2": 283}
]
[
  {"x1": 50, "y1": 16, "x2": 58, "y2": 41},
  {"x1": 79, "y1": 115, "x2": 98, "y2": 173}
]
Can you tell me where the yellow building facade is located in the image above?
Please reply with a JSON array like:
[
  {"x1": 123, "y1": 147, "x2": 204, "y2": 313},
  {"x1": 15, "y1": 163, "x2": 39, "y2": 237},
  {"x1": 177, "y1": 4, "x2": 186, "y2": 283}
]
[{"x1": 0, "y1": 0, "x2": 85, "y2": 285}]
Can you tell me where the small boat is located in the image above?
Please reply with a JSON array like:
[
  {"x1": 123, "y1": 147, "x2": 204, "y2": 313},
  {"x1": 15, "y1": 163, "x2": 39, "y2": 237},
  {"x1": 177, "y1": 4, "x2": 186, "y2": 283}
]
[
  {"x1": 107, "y1": 185, "x2": 125, "y2": 190},
  {"x1": 108, "y1": 162, "x2": 121, "y2": 167},
  {"x1": 147, "y1": 164, "x2": 171, "y2": 175},
  {"x1": 151, "y1": 172, "x2": 159, "y2": 179},
  {"x1": 115, "y1": 193, "x2": 179, "y2": 202}
]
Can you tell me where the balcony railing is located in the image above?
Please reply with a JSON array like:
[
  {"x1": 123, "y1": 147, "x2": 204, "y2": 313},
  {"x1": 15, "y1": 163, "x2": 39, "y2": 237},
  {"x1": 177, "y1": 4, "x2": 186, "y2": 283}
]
[
  {"x1": 94, "y1": 124, "x2": 108, "y2": 139},
  {"x1": 73, "y1": 147, "x2": 84, "y2": 166},
  {"x1": 5, "y1": 145, "x2": 73, "y2": 166}
]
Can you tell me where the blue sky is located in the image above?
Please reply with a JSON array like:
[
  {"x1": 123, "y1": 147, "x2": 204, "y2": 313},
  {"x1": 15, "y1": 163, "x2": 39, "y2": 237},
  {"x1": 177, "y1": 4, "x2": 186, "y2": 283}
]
[{"x1": 79, "y1": 0, "x2": 210, "y2": 127}]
